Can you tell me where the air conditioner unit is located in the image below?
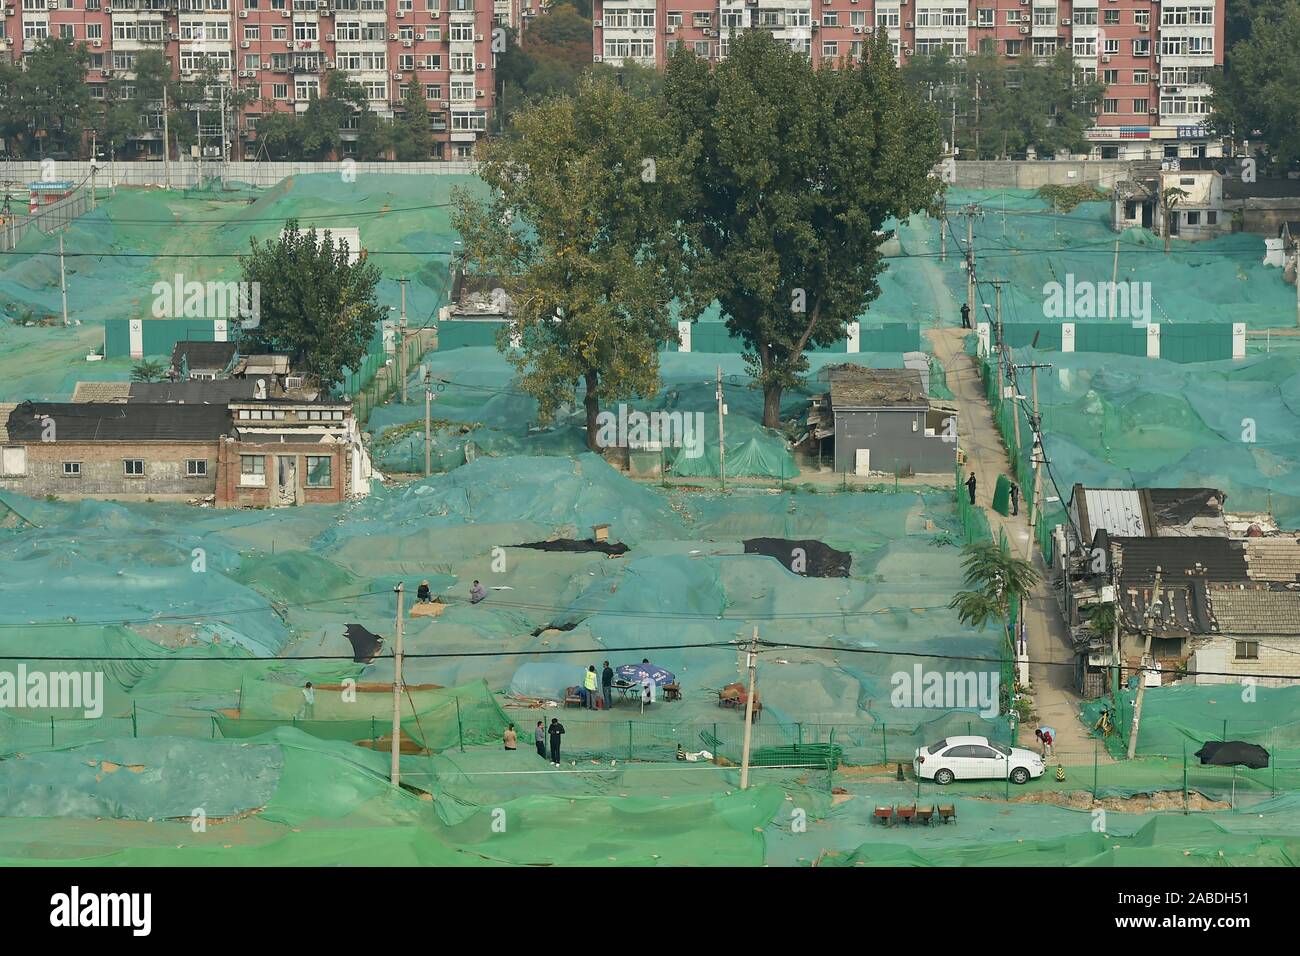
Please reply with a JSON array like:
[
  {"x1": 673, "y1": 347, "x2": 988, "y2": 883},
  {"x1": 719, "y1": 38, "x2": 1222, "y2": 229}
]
[
  {"x1": 93, "y1": 38, "x2": 103, "y2": 47},
  {"x1": 396, "y1": 9, "x2": 404, "y2": 16},
  {"x1": 905, "y1": 20, "x2": 913, "y2": 28},
  {"x1": 592, "y1": 18, "x2": 601, "y2": 26},
  {"x1": 389, "y1": 32, "x2": 398, "y2": 39},
  {"x1": 592, "y1": 53, "x2": 602, "y2": 61},
  {"x1": 1102, "y1": 54, "x2": 1111, "y2": 62},
  {"x1": 1061, "y1": 17, "x2": 1071, "y2": 25},
  {"x1": 102, "y1": 68, "x2": 113, "y2": 76},
  {"x1": 1019, "y1": 25, "x2": 1029, "y2": 33},
  {"x1": 853, "y1": 25, "x2": 862, "y2": 33},
  {"x1": 241, "y1": 39, "x2": 250, "y2": 47},
  {"x1": 476, "y1": 61, "x2": 485, "y2": 69},
  {"x1": 286, "y1": 41, "x2": 295, "y2": 48},
  {"x1": 392, "y1": 71, "x2": 402, "y2": 79},
  {"x1": 665, "y1": 24, "x2": 676, "y2": 33},
  {"x1": 702, "y1": 28, "x2": 714, "y2": 35},
  {"x1": 403, "y1": 39, "x2": 412, "y2": 46},
  {"x1": 1154, "y1": 54, "x2": 1161, "y2": 62},
  {"x1": 475, "y1": 88, "x2": 484, "y2": 97},
  {"x1": 1139, "y1": 23, "x2": 1149, "y2": 31},
  {"x1": 239, "y1": 9, "x2": 247, "y2": 16},
  {"x1": 321, "y1": 8, "x2": 331, "y2": 14},
  {"x1": 324, "y1": 58, "x2": 334, "y2": 67},
  {"x1": 475, "y1": 33, "x2": 483, "y2": 40},
  {"x1": 811, "y1": 19, "x2": 820, "y2": 28},
  {"x1": 168, "y1": 31, "x2": 179, "y2": 40},
  {"x1": 45, "y1": 0, "x2": 56, "y2": 9},
  {"x1": 281, "y1": 8, "x2": 290, "y2": 15},
  {"x1": 326, "y1": 33, "x2": 334, "y2": 41},
  {"x1": 440, "y1": 100, "x2": 449, "y2": 107},
  {"x1": 904, "y1": 46, "x2": 914, "y2": 55},
  {"x1": 1148, "y1": 108, "x2": 1158, "y2": 114}
]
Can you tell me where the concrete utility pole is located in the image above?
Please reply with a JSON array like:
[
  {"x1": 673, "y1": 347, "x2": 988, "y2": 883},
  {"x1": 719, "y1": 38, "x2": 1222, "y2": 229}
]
[
  {"x1": 390, "y1": 582, "x2": 405, "y2": 786},
  {"x1": 1126, "y1": 567, "x2": 1163, "y2": 760},
  {"x1": 423, "y1": 365, "x2": 433, "y2": 477},
  {"x1": 162, "y1": 85, "x2": 172, "y2": 190},
  {"x1": 716, "y1": 365, "x2": 727, "y2": 491},
  {"x1": 986, "y1": 278, "x2": 1009, "y2": 403},
  {"x1": 89, "y1": 133, "x2": 97, "y2": 212},
  {"x1": 739, "y1": 626, "x2": 759, "y2": 790},
  {"x1": 397, "y1": 277, "x2": 410, "y2": 404},
  {"x1": 1014, "y1": 361, "x2": 1052, "y2": 560},
  {"x1": 939, "y1": 214, "x2": 947, "y2": 262},
  {"x1": 58, "y1": 232, "x2": 69, "y2": 327}
]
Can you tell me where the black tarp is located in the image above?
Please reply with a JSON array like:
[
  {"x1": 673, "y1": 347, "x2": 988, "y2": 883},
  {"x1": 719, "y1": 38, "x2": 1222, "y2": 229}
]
[
  {"x1": 1194, "y1": 740, "x2": 1270, "y2": 769},
  {"x1": 344, "y1": 623, "x2": 385, "y2": 664},
  {"x1": 517, "y1": 539, "x2": 629, "y2": 556},
  {"x1": 743, "y1": 537, "x2": 852, "y2": 578}
]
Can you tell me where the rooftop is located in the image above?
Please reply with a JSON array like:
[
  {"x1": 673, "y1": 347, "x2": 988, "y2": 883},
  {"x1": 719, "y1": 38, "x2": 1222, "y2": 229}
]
[
  {"x1": 4, "y1": 401, "x2": 231, "y2": 443},
  {"x1": 1208, "y1": 585, "x2": 1300, "y2": 636},
  {"x1": 827, "y1": 367, "x2": 929, "y2": 409},
  {"x1": 170, "y1": 340, "x2": 238, "y2": 372}
]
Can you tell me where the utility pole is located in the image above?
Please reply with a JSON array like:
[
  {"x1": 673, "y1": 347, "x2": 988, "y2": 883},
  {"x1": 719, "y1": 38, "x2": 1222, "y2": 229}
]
[
  {"x1": 1111, "y1": 237, "x2": 1121, "y2": 297},
  {"x1": 424, "y1": 365, "x2": 433, "y2": 477},
  {"x1": 1126, "y1": 567, "x2": 1163, "y2": 760},
  {"x1": 58, "y1": 231, "x2": 69, "y2": 327},
  {"x1": 89, "y1": 132, "x2": 97, "y2": 212},
  {"x1": 1013, "y1": 361, "x2": 1052, "y2": 558},
  {"x1": 739, "y1": 626, "x2": 759, "y2": 790},
  {"x1": 965, "y1": 209, "x2": 975, "y2": 319},
  {"x1": 716, "y1": 365, "x2": 726, "y2": 491},
  {"x1": 162, "y1": 85, "x2": 172, "y2": 191},
  {"x1": 988, "y1": 278, "x2": 1009, "y2": 402},
  {"x1": 390, "y1": 582, "x2": 405, "y2": 786},
  {"x1": 939, "y1": 211, "x2": 947, "y2": 263},
  {"x1": 397, "y1": 277, "x2": 410, "y2": 404}
]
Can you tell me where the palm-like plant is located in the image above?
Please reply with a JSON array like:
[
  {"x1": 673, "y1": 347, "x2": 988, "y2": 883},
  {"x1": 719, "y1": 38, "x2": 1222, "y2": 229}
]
[{"x1": 948, "y1": 537, "x2": 1039, "y2": 643}]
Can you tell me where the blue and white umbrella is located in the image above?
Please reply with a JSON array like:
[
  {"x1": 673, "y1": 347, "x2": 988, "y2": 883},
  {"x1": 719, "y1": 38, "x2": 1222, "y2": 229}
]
[{"x1": 617, "y1": 663, "x2": 674, "y2": 686}]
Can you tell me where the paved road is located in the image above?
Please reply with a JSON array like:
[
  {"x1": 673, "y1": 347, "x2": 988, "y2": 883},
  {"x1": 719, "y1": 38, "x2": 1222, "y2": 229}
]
[{"x1": 927, "y1": 326, "x2": 1111, "y2": 763}]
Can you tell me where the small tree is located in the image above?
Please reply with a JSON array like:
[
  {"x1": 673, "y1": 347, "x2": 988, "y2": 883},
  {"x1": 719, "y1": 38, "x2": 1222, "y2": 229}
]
[
  {"x1": 131, "y1": 359, "x2": 168, "y2": 382},
  {"x1": 238, "y1": 220, "x2": 386, "y2": 388},
  {"x1": 1161, "y1": 185, "x2": 1189, "y2": 253},
  {"x1": 948, "y1": 537, "x2": 1040, "y2": 651},
  {"x1": 391, "y1": 83, "x2": 432, "y2": 160}
]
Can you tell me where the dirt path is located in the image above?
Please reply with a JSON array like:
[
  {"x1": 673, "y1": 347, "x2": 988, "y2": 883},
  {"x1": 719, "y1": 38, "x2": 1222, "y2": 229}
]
[{"x1": 926, "y1": 326, "x2": 1110, "y2": 763}]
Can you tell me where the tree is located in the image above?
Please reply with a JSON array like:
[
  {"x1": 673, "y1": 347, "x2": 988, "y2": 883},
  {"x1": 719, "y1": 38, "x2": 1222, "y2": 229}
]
[
  {"x1": 0, "y1": 38, "x2": 91, "y2": 157},
  {"x1": 254, "y1": 110, "x2": 306, "y2": 160},
  {"x1": 390, "y1": 83, "x2": 433, "y2": 160},
  {"x1": 238, "y1": 221, "x2": 386, "y2": 388},
  {"x1": 1161, "y1": 185, "x2": 1189, "y2": 253},
  {"x1": 131, "y1": 359, "x2": 168, "y2": 382},
  {"x1": 452, "y1": 74, "x2": 696, "y2": 449},
  {"x1": 948, "y1": 537, "x2": 1040, "y2": 659},
  {"x1": 1211, "y1": 0, "x2": 1300, "y2": 168},
  {"x1": 664, "y1": 30, "x2": 944, "y2": 428}
]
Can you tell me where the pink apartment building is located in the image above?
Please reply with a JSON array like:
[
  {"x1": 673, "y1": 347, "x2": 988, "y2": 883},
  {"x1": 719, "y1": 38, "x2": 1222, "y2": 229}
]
[{"x1": 590, "y1": 0, "x2": 1226, "y2": 159}]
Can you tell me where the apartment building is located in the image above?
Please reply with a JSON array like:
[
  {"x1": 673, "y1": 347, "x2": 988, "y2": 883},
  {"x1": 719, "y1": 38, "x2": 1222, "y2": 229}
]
[
  {"x1": 0, "y1": 0, "x2": 501, "y2": 159},
  {"x1": 590, "y1": 0, "x2": 1225, "y2": 159}
]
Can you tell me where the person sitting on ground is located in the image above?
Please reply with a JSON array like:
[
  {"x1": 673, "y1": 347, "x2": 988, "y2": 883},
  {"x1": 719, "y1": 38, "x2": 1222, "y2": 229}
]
[
  {"x1": 503, "y1": 723, "x2": 517, "y2": 751},
  {"x1": 469, "y1": 580, "x2": 486, "y2": 604},
  {"x1": 417, "y1": 580, "x2": 433, "y2": 604}
]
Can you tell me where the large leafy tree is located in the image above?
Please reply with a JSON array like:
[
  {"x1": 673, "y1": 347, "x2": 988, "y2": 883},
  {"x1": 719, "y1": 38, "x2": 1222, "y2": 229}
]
[
  {"x1": 390, "y1": 82, "x2": 433, "y2": 160},
  {"x1": 1211, "y1": 0, "x2": 1300, "y2": 168},
  {"x1": 664, "y1": 30, "x2": 943, "y2": 427},
  {"x1": 949, "y1": 537, "x2": 1040, "y2": 649},
  {"x1": 238, "y1": 221, "x2": 386, "y2": 388},
  {"x1": 0, "y1": 38, "x2": 91, "y2": 157},
  {"x1": 452, "y1": 74, "x2": 697, "y2": 449}
]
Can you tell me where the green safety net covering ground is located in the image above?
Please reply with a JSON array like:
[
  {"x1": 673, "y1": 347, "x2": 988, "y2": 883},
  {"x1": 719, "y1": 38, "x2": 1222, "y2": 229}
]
[
  {"x1": 368, "y1": 347, "x2": 928, "y2": 476},
  {"x1": 926, "y1": 189, "x2": 1297, "y2": 330},
  {"x1": 994, "y1": 344, "x2": 1300, "y2": 528}
]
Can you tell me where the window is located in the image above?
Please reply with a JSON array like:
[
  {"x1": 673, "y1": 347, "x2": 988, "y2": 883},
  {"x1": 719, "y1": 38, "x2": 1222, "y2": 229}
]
[
  {"x1": 1186, "y1": 211, "x2": 1200, "y2": 225},
  {"x1": 1133, "y1": 98, "x2": 1149, "y2": 114},
  {"x1": 822, "y1": 12, "x2": 836, "y2": 26},
  {"x1": 62, "y1": 461, "x2": 82, "y2": 477},
  {"x1": 1103, "y1": 38, "x2": 1119, "y2": 55},
  {"x1": 272, "y1": 83, "x2": 289, "y2": 99},
  {"x1": 186, "y1": 459, "x2": 208, "y2": 477},
  {"x1": 124, "y1": 459, "x2": 145, "y2": 477},
  {"x1": 1102, "y1": 69, "x2": 1118, "y2": 85},
  {"x1": 1235, "y1": 641, "x2": 1259, "y2": 661},
  {"x1": 1207, "y1": 211, "x2": 1217, "y2": 225},
  {"x1": 1103, "y1": 9, "x2": 1118, "y2": 24},
  {"x1": 1133, "y1": 70, "x2": 1149, "y2": 84},
  {"x1": 1004, "y1": 39, "x2": 1021, "y2": 57},
  {"x1": 305, "y1": 456, "x2": 333, "y2": 487},
  {"x1": 1132, "y1": 38, "x2": 1151, "y2": 57},
  {"x1": 245, "y1": 24, "x2": 260, "y2": 39},
  {"x1": 976, "y1": 8, "x2": 993, "y2": 26},
  {"x1": 240, "y1": 454, "x2": 267, "y2": 486},
  {"x1": 59, "y1": 23, "x2": 75, "y2": 39},
  {"x1": 0, "y1": 447, "x2": 25, "y2": 477},
  {"x1": 1135, "y1": 10, "x2": 1150, "y2": 26},
  {"x1": 1103, "y1": 98, "x2": 1118, "y2": 114},
  {"x1": 86, "y1": 23, "x2": 102, "y2": 39},
  {"x1": 822, "y1": 41, "x2": 837, "y2": 57}
]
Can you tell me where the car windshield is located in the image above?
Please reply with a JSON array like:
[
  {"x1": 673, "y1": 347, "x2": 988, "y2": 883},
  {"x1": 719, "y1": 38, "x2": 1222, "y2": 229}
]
[{"x1": 990, "y1": 743, "x2": 1012, "y2": 756}]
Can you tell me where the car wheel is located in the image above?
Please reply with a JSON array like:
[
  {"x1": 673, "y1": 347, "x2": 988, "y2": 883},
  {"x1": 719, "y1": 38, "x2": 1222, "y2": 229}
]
[
  {"x1": 934, "y1": 768, "x2": 955, "y2": 786},
  {"x1": 1010, "y1": 767, "x2": 1030, "y2": 785}
]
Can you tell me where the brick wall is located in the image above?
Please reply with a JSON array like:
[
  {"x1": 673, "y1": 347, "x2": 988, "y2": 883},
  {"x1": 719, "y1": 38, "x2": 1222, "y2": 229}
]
[
  {"x1": 0, "y1": 440, "x2": 218, "y2": 500},
  {"x1": 216, "y1": 437, "x2": 348, "y2": 507}
]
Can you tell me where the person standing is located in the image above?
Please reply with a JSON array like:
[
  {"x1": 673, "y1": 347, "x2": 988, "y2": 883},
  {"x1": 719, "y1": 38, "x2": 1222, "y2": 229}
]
[
  {"x1": 640, "y1": 673, "x2": 653, "y2": 712},
  {"x1": 534, "y1": 720, "x2": 547, "y2": 759},
  {"x1": 583, "y1": 665, "x2": 598, "y2": 710},
  {"x1": 965, "y1": 472, "x2": 977, "y2": 506},
  {"x1": 601, "y1": 660, "x2": 614, "y2": 711},
  {"x1": 1009, "y1": 481, "x2": 1020, "y2": 516},
  {"x1": 960, "y1": 302, "x2": 971, "y2": 329},
  {"x1": 503, "y1": 724, "x2": 517, "y2": 751},
  {"x1": 1039, "y1": 725, "x2": 1056, "y2": 758},
  {"x1": 299, "y1": 681, "x2": 315, "y2": 720},
  {"x1": 548, "y1": 717, "x2": 565, "y2": 766}
]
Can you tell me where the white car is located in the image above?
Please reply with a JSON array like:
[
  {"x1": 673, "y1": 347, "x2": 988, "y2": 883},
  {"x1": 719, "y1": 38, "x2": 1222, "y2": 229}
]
[{"x1": 913, "y1": 735, "x2": 1045, "y2": 786}]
